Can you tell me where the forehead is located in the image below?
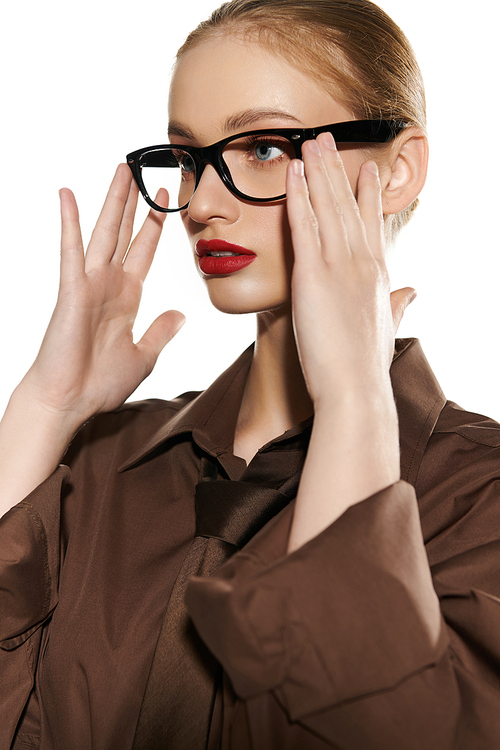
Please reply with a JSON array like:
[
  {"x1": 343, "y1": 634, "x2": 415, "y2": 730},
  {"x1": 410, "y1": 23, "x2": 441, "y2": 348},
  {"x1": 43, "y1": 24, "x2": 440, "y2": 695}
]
[{"x1": 168, "y1": 34, "x2": 352, "y2": 142}]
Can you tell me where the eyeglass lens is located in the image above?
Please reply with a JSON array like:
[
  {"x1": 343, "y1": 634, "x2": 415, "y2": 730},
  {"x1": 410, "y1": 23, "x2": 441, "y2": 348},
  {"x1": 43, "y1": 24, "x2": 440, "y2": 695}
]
[{"x1": 139, "y1": 134, "x2": 296, "y2": 209}]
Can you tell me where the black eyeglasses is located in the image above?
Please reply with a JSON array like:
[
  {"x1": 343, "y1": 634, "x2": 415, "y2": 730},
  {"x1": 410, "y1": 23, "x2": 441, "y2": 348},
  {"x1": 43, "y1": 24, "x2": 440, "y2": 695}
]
[{"x1": 127, "y1": 119, "x2": 407, "y2": 213}]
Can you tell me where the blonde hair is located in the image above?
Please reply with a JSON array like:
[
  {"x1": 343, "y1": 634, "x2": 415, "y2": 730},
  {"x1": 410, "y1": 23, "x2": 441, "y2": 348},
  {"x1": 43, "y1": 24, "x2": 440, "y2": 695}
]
[{"x1": 177, "y1": 0, "x2": 426, "y2": 241}]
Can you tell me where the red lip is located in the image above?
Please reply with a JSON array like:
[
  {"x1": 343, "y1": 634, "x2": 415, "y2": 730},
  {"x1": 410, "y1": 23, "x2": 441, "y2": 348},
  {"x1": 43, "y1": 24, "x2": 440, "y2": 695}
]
[
  {"x1": 195, "y1": 239, "x2": 256, "y2": 276},
  {"x1": 195, "y1": 239, "x2": 256, "y2": 257}
]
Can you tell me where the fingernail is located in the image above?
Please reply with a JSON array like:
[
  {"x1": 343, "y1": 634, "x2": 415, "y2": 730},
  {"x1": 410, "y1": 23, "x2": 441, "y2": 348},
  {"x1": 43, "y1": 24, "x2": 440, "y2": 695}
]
[
  {"x1": 365, "y1": 161, "x2": 379, "y2": 176},
  {"x1": 321, "y1": 132, "x2": 337, "y2": 149},
  {"x1": 292, "y1": 159, "x2": 304, "y2": 177},
  {"x1": 308, "y1": 139, "x2": 321, "y2": 155}
]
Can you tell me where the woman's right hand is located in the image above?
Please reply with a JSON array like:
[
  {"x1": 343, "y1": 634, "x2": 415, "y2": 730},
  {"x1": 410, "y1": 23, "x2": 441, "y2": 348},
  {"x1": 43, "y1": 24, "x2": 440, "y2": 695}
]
[
  {"x1": 0, "y1": 165, "x2": 184, "y2": 516},
  {"x1": 22, "y1": 163, "x2": 185, "y2": 428}
]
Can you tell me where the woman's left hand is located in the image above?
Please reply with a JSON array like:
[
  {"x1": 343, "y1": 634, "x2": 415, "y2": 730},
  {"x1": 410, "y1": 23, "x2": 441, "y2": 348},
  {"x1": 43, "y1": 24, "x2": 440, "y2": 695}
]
[
  {"x1": 287, "y1": 131, "x2": 414, "y2": 410},
  {"x1": 286, "y1": 132, "x2": 415, "y2": 550}
]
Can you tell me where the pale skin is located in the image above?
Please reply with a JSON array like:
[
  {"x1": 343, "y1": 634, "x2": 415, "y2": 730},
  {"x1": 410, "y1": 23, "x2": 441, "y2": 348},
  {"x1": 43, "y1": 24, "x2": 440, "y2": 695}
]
[{"x1": 0, "y1": 34, "x2": 428, "y2": 553}]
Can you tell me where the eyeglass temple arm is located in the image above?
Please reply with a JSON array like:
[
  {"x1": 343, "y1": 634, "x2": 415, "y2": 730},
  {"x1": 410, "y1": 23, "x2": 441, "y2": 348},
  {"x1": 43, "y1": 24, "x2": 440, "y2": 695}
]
[{"x1": 311, "y1": 119, "x2": 407, "y2": 143}]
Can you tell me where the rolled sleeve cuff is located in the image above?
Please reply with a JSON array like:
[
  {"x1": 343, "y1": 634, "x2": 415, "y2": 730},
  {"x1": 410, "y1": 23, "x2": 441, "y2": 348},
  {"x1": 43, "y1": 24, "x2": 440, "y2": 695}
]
[
  {"x1": 0, "y1": 465, "x2": 69, "y2": 649},
  {"x1": 186, "y1": 481, "x2": 448, "y2": 719}
]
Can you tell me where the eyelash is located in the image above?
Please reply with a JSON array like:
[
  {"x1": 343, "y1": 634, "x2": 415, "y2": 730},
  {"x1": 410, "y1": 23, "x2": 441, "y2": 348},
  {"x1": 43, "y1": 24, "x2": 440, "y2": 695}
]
[{"x1": 244, "y1": 135, "x2": 287, "y2": 155}]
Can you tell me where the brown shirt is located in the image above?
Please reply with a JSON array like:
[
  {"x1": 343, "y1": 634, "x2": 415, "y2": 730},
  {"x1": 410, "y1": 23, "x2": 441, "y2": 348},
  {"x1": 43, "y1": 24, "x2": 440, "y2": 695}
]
[{"x1": 1, "y1": 339, "x2": 500, "y2": 749}]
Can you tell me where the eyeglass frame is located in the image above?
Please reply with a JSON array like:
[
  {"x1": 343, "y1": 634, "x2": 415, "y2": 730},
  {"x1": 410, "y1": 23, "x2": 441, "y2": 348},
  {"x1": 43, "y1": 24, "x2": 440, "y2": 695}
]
[{"x1": 126, "y1": 119, "x2": 408, "y2": 213}]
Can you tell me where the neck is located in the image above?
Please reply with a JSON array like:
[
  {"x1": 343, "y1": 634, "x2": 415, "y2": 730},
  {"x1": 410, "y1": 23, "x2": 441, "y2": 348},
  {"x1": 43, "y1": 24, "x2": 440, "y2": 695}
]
[{"x1": 233, "y1": 306, "x2": 313, "y2": 464}]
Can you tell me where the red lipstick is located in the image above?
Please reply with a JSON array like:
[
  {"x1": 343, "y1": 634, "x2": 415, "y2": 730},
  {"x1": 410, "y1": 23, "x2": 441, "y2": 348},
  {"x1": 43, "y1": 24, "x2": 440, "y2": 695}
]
[{"x1": 195, "y1": 239, "x2": 256, "y2": 275}]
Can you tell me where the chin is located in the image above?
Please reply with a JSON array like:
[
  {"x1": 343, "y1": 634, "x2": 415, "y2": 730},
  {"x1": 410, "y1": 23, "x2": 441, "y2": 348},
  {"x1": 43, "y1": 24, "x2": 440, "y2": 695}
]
[{"x1": 204, "y1": 278, "x2": 290, "y2": 315}]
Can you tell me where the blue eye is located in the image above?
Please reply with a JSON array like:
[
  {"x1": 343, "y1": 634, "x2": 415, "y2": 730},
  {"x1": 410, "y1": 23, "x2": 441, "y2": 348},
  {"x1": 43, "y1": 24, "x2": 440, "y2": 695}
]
[{"x1": 254, "y1": 142, "x2": 285, "y2": 162}]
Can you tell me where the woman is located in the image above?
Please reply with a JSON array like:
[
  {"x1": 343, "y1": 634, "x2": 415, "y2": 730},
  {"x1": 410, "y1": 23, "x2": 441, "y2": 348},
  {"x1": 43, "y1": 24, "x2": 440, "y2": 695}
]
[{"x1": 1, "y1": 1, "x2": 499, "y2": 748}]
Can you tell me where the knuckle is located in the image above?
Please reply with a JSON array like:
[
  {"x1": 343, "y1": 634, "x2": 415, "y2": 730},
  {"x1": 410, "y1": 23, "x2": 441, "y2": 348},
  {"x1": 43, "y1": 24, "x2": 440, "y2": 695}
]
[
  {"x1": 297, "y1": 213, "x2": 319, "y2": 235},
  {"x1": 330, "y1": 201, "x2": 344, "y2": 219},
  {"x1": 99, "y1": 219, "x2": 120, "y2": 237},
  {"x1": 330, "y1": 150, "x2": 344, "y2": 168}
]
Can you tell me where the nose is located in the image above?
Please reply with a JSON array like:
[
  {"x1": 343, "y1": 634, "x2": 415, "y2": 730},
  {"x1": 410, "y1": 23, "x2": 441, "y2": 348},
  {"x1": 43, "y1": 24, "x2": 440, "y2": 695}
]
[{"x1": 186, "y1": 162, "x2": 239, "y2": 224}]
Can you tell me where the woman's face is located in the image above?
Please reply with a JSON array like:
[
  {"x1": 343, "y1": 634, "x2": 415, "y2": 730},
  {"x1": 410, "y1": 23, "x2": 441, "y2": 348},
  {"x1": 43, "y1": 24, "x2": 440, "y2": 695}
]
[{"x1": 168, "y1": 34, "x2": 368, "y2": 315}]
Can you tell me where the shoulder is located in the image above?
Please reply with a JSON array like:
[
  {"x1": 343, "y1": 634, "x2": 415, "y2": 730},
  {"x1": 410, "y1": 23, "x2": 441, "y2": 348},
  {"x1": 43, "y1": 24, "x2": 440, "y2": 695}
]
[
  {"x1": 63, "y1": 392, "x2": 200, "y2": 468},
  {"x1": 422, "y1": 399, "x2": 500, "y2": 486},
  {"x1": 434, "y1": 400, "x2": 500, "y2": 448},
  {"x1": 417, "y1": 399, "x2": 500, "y2": 563}
]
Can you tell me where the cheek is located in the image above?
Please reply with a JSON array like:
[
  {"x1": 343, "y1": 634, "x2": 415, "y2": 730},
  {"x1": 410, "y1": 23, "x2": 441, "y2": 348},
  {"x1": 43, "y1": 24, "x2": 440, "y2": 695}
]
[
  {"x1": 257, "y1": 202, "x2": 291, "y2": 247},
  {"x1": 253, "y1": 202, "x2": 294, "y2": 279},
  {"x1": 279, "y1": 206, "x2": 294, "y2": 274}
]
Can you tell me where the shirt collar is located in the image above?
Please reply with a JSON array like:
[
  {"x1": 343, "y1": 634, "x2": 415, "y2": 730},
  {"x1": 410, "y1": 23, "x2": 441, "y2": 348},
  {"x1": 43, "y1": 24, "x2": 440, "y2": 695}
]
[
  {"x1": 391, "y1": 338, "x2": 446, "y2": 484},
  {"x1": 119, "y1": 338, "x2": 446, "y2": 486},
  {"x1": 119, "y1": 345, "x2": 254, "y2": 472}
]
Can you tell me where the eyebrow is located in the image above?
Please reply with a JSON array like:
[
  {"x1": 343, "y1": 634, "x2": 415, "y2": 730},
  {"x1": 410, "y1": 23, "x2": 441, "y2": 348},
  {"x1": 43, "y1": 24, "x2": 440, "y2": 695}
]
[
  {"x1": 222, "y1": 108, "x2": 302, "y2": 132},
  {"x1": 167, "y1": 108, "x2": 303, "y2": 141}
]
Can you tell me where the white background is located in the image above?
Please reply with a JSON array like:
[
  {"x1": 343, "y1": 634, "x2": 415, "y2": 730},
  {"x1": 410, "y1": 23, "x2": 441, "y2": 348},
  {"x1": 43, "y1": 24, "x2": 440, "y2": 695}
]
[{"x1": 1, "y1": 0, "x2": 499, "y2": 419}]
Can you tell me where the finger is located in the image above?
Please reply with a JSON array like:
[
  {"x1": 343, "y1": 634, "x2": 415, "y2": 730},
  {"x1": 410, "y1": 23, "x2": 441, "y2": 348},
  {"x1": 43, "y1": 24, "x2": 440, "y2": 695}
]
[
  {"x1": 136, "y1": 310, "x2": 186, "y2": 372},
  {"x1": 357, "y1": 161, "x2": 385, "y2": 263},
  {"x1": 123, "y1": 189, "x2": 168, "y2": 280},
  {"x1": 300, "y1": 138, "x2": 350, "y2": 258},
  {"x1": 390, "y1": 287, "x2": 417, "y2": 334},
  {"x1": 85, "y1": 164, "x2": 133, "y2": 269},
  {"x1": 59, "y1": 187, "x2": 85, "y2": 284},
  {"x1": 112, "y1": 177, "x2": 140, "y2": 265},
  {"x1": 285, "y1": 158, "x2": 322, "y2": 266},
  {"x1": 314, "y1": 132, "x2": 369, "y2": 254}
]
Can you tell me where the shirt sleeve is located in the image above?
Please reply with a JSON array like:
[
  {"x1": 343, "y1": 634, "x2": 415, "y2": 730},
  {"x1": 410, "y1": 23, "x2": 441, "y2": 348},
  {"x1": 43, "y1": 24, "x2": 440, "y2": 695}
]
[
  {"x1": 0, "y1": 465, "x2": 70, "y2": 749},
  {"x1": 186, "y1": 479, "x2": 500, "y2": 749}
]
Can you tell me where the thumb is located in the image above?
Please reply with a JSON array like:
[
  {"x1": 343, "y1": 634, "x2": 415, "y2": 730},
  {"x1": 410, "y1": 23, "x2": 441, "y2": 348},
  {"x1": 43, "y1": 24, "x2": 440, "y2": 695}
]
[
  {"x1": 390, "y1": 287, "x2": 417, "y2": 335},
  {"x1": 137, "y1": 310, "x2": 186, "y2": 372}
]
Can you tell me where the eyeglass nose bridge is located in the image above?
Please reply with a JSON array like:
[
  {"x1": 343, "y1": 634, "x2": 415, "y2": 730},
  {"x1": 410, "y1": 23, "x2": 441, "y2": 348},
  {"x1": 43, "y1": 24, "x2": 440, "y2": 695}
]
[{"x1": 189, "y1": 143, "x2": 238, "y2": 204}]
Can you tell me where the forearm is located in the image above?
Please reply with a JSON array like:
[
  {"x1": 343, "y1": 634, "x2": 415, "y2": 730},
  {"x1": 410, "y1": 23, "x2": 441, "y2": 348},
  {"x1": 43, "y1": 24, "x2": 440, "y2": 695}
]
[
  {"x1": 0, "y1": 381, "x2": 82, "y2": 519},
  {"x1": 288, "y1": 381, "x2": 400, "y2": 552}
]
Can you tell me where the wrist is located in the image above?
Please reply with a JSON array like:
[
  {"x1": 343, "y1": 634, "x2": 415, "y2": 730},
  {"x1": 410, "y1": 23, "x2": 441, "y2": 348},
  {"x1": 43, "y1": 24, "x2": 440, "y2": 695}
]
[
  {"x1": 288, "y1": 394, "x2": 400, "y2": 552},
  {"x1": 313, "y1": 376, "x2": 398, "y2": 426},
  {"x1": 310, "y1": 386, "x2": 401, "y2": 498},
  {"x1": 9, "y1": 378, "x2": 87, "y2": 444},
  {"x1": 0, "y1": 384, "x2": 85, "y2": 518}
]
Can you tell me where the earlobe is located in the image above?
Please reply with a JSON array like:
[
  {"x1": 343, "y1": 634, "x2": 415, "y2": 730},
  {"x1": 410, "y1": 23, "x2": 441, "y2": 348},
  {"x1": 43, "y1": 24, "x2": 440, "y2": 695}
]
[{"x1": 380, "y1": 129, "x2": 428, "y2": 215}]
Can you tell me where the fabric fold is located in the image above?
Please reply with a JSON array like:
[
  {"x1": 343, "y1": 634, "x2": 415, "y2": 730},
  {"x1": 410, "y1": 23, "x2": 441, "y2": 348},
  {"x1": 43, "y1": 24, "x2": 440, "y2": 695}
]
[
  {"x1": 186, "y1": 481, "x2": 448, "y2": 716},
  {"x1": 0, "y1": 466, "x2": 68, "y2": 646}
]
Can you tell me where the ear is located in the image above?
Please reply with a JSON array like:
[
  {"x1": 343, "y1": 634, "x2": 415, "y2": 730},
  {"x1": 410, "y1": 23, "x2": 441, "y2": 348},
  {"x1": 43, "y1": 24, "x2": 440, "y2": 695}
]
[{"x1": 379, "y1": 128, "x2": 428, "y2": 215}]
